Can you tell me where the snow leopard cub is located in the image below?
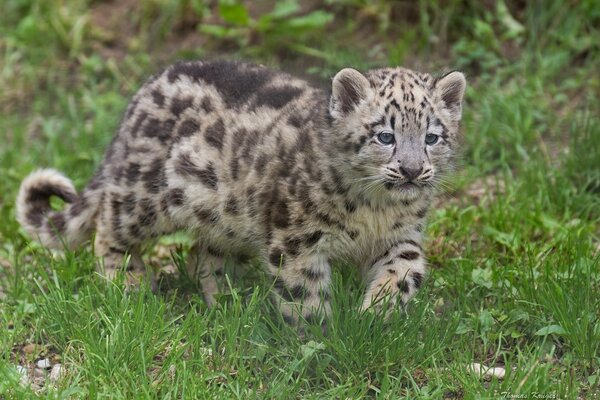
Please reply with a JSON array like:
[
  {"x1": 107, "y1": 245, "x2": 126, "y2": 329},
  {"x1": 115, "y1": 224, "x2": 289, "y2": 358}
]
[{"x1": 17, "y1": 60, "x2": 466, "y2": 324}]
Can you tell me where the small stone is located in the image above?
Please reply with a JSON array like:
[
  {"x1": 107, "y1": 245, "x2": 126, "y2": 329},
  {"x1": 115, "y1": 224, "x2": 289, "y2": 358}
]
[
  {"x1": 468, "y1": 362, "x2": 506, "y2": 379},
  {"x1": 36, "y1": 358, "x2": 51, "y2": 369},
  {"x1": 49, "y1": 364, "x2": 63, "y2": 382}
]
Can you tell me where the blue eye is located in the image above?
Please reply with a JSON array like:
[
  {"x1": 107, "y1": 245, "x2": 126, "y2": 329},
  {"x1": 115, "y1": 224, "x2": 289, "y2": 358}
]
[
  {"x1": 377, "y1": 131, "x2": 395, "y2": 145},
  {"x1": 425, "y1": 134, "x2": 439, "y2": 145}
]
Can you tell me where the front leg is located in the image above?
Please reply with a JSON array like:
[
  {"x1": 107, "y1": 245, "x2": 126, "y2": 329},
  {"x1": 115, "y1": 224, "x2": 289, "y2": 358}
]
[
  {"x1": 267, "y1": 241, "x2": 331, "y2": 327},
  {"x1": 361, "y1": 239, "x2": 425, "y2": 311}
]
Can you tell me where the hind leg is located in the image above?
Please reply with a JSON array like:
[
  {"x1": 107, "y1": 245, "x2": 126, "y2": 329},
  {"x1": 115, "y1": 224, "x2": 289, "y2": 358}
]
[
  {"x1": 266, "y1": 244, "x2": 331, "y2": 330},
  {"x1": 93, "y1": 192, "x2": 153, "y2": 286},
  {"x1": 93, "y1": 228, "x2": 150, "y2": 285},
  {"x1": 185, "y1": 244, "x2": 226, "y2": 307}
]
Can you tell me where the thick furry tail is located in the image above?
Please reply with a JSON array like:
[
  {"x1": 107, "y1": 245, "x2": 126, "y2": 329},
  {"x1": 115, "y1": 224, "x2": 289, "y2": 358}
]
[{"x1": 16, "y1": 169, "x2": 97, "y2": 249}]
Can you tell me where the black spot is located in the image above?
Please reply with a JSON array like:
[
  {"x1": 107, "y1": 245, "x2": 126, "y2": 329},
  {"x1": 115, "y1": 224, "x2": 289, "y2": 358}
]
[
  {"x1": 392, "y1": 221, "x2": 403, "y2": 230},
  {"x1": 269, "y1": 248, "x2": 284, "y2": 267},
  {"x1": 178, "y1": 119, "x2": 200, "y2": 137},
  {"x1": 166, "y1": 188, "x2": 185, "y2": 207},
  {"x1": 344, "y1": 200, "x2": 356, "y2": 213},
  {"x1": 129, "y1": 223, "x2": 142, "y2": 238},
  {"x1": 123, "y1": 192, "x2": 136, "y2": 214},
  {"x1": 390, "y1": 115, "x2": 396, "y2": 130},
  {"x1": 151, "y1": 90, "x2": 165, "y2": 107},
  {"x1": 315, "y1": 211, "x2": 337, "y2": 227},
  {"x1": 200, "y1": 97, "x2": 213, "y2": 113},
  {"x1": 206, "y1": 246, "x2": 222, "y2": 257},
  {"x1": 282, "y1": 313, "x2": 295, "y2": 325},
  {"x1": 224, "y1": 195, "x2": 239, "y2": 214},
  {"x1": 288, "y1": 114, "x2": 303, "y2": 128},
  {"x1": 144, "y1": 118, "x2": 163, "y2": 140},
  {"x1": 416, "y1": 206, "x2": 428, "y2": 219},
  {"x1": 305, "y1": 231, "x2": 323, "y2": 247},
  {"x1": 108, "y1": 246, "x2": 125, "y2": 254},
  {"x1": 138, "y1": 198, "x2": 157, "y2": 225},
  {"x1": 204, "y1": 118, "x2": 225, "y2": 151},
  {"x1": 110, "y1": 197, "x2": 122, "y2": 232},
  {"x1": 48, "y1": 213, "x2": 66, "y2": 234},
  {"x1": 240, "y1": 130, "x2": 260, "y2": 163},
  {"x1": 126, "y1": 98, "x2": 139, "y2": 118},
  {"x1": 272, "y1": 200, "x2": 290, "y2": 228},
  {"x1": 301, "y1": 267, "x2": 323, "y2": 281},
  {"x1": 273, "y1": 277, "x2": 286, "y2": 291},
  {"x1": 284, "y1": 236, "x2": 303, "y2": 256},
  {"x1": 398, "y1": 251, "x2": 420, "y2": 260},
  {"x1": 194, "y1": 207, "x2": 220, "y2": 224},
  {"x1": 175, "y1": 154, "x2": 218, "y2": 189},
  {"x1": 369, "y1": 115, "x2": 386, "y2": 129},
  {"x1": 355, "y1": 135, "x2": 368, "y2": 152},
  {"x1": 131, "y1": 111, "x2": 148, "y2": 137},
  {"x1": 197, "y1": 163, "x2": 218, "y2": 189},
  {"x1": 230, "y1": 157, "x2": 239, "y2": 180},
  {"x1": 144, "y1": 118, "x2": 174, "y2": 142},
  {"x1": 25, "y1": 207, "x2": 43, "y2": 227},
  {"x1": 69, "y1": 196, "x2": 88, "y2": 217},
  {"x1": 254, "y1": 86, "x2": 303, "y2": 109},
  {"x1": 26, "y1": 182, "x2": 76, "y2": 205},
  {"x1": 398, "y1": 280, "x2": 410, "y2": 293},
  {"x1": 254, "y1": 153, "x2": 269, "y2": 174},
  {"x1": 280, "y1": 285, "x2": 308, "y2": 302},
  {"x1": 401, "y1": 239, "x2": 422, "y2": 250},
  {"x1": 167, "y1": 61, "x2": 273, "y2": 107},
  {"x1": 412, "y1": 272, "x2": 423, "y2": 289},
  {"x1": 126, "y1": 163, "x2": 141, "y2": 184},
  {"x1": 87, "y1": 172, "x2": 103, "y2": 191},
  {"x1": 168, "y1": 97, "x2": 192, "y2": 118},
  {"x1": 142, "y1": 159, "x2": 166, "y2": 194},
  {"x1": 174, "y1": 152, "x2": 200, "y2": 177}
]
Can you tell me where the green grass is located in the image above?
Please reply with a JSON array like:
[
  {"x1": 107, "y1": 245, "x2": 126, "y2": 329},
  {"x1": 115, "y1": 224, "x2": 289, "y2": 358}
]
[{"x1": 1, "y1": 0, "x2": 599, "y2": 398}]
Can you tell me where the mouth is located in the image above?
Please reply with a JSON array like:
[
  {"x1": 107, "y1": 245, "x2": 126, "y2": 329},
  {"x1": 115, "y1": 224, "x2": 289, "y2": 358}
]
[
  {"x1": 384, "y1": 180, "x2": 421, "y2": 191},
  {"x1": 398, "y1": 182, "x2": 419, "y2": 190}
]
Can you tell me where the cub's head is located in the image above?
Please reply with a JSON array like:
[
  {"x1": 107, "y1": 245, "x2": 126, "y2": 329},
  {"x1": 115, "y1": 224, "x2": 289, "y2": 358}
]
[{"x1": 329, "y1": 67, "x2": 466, "y2": 202}]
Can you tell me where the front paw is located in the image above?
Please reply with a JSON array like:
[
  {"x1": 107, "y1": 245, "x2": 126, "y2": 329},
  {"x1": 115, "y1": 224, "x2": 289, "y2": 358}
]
[{"x1": 361, "y1": 269, "x2": 424, "y2": 311}]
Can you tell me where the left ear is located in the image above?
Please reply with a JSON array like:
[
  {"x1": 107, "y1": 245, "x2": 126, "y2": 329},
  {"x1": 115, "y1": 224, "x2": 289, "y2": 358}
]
[{"x1": 433, "y1": 71, "x2": 466, "y2": 121}]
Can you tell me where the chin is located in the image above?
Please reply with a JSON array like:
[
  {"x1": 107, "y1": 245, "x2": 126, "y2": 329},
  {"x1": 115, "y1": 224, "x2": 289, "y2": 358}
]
[{"x1": 386, "y1": 181, "x2": 423, "y2": 202}]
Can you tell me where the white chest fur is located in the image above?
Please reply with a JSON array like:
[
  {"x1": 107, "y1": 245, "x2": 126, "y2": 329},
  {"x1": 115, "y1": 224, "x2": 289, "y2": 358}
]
[{"x1": 327, "y1": 200, "x2": 425, "y2": 266}]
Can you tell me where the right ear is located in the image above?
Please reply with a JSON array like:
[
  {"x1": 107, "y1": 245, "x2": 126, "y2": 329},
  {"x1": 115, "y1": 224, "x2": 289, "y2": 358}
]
[{"x1": 329, "y1": 68, "x2": 371, "y2": 119}]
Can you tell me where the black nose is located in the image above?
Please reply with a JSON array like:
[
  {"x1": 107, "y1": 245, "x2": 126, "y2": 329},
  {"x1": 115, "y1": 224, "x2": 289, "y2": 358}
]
[{"x1": 399, "y1": 166, "x2": 423, "y2": 181}]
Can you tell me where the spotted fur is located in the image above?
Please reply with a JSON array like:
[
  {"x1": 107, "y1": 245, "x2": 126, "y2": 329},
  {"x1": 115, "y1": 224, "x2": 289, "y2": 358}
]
[{"x1": 16, "y1": 60, "x2": 466, "y2": 323}]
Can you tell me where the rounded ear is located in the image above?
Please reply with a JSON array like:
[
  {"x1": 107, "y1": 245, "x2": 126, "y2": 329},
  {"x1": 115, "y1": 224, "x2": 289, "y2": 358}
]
[
  {"x1": 433, "y1": 71, "x2": 466, "y2": 121},
  {"x1": 329, "y1": 68, "x2": 371, "y2": 118}
]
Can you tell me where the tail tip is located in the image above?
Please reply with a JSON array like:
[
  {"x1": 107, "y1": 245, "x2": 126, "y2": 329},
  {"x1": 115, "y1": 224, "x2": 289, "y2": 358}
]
[{"x1": 16, "y1": 168, "x2": 77, "y2": 230}]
